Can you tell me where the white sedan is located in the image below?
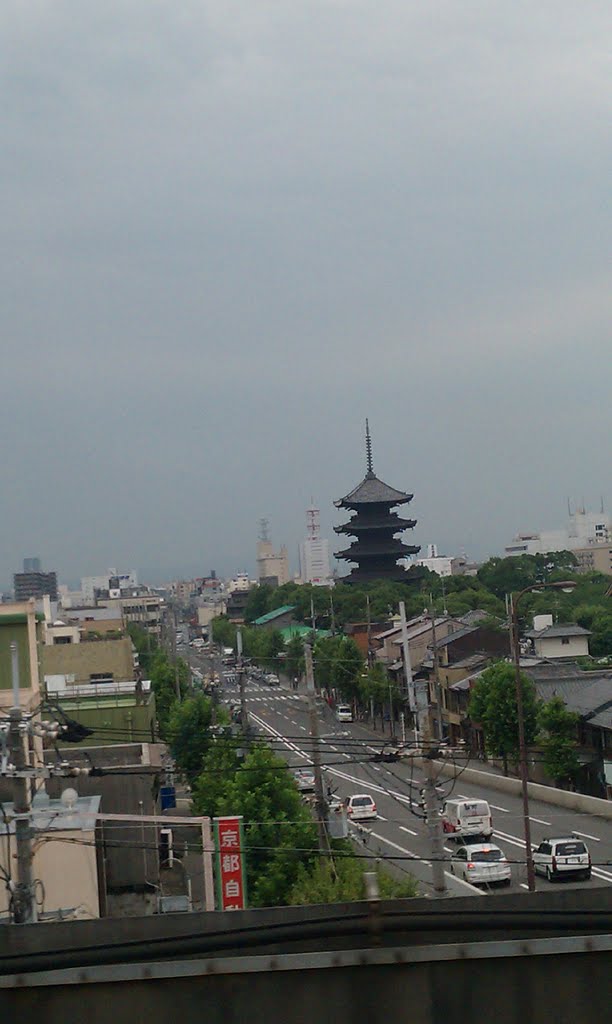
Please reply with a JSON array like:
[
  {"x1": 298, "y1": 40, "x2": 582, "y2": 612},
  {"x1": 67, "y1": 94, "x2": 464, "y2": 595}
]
[{"x1": 450, "y1": 844, "x2": 511, "y2": 886}]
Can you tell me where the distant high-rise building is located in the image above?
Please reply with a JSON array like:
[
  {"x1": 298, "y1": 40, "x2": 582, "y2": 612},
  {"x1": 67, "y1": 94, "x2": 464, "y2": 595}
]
[
  {"x1": 299, "y1": 504, "x2": 331, "y2": 585},
  {"x1": 14, "y1": 560, "x2": 58, "y2": 601},
  {"x1": 256, "y1": 521, "x2": 290, "y2": 587},
  {"x1": 334, "y1": 421, "x2": 420, "y2": 584},
  {"x1": 81, "y1": 569, "x2": 138, "y2": 604}
]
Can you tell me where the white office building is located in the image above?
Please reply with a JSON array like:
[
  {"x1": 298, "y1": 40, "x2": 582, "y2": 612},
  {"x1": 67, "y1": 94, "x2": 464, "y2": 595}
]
[
  {"x1": 505, "y1": 506, "x2": 611, "y2": 557},
  {"x1": 299, "y1": 505, "x2": 331, "y2": 586}
]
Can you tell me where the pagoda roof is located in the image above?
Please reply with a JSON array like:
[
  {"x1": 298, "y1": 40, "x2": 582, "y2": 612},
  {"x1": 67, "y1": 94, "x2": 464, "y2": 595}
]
[
  {"x1": 334, "y1": 471, "x2": 413, "y2": 508},
  {"x1": 335, "y1": 541, "x2": 420, "y2": 561},
  {"x1": 334, "y1": 516, "x2": 417, "y2": 535}
]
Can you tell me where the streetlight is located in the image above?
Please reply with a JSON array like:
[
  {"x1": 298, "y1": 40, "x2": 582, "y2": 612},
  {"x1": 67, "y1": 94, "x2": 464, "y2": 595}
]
[{"x1": 511, "y1": 579, "x2": 577, "y2": 891}]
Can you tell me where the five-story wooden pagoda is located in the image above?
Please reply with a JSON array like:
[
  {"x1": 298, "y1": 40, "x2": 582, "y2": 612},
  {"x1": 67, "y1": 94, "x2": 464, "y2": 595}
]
[{"x1": 334, "y1": 422, "x2": 420, "y2": 584}]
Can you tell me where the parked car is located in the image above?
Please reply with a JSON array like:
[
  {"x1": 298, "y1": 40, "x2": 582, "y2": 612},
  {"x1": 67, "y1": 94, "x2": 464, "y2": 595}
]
[
  {"x1": 336, "y1": 704, "x2": 353, "y2": 723},
  {"x1": 345, "y1": 794, "x2": 377, "y2": 821},
  {"x1": 442, "y1": 798, "x2": 493, "y2": 840},
  {"x1": 266, "y1": 673, "x2": 280, "y2": 686},
  {"x1": 533, "y1": 837, "x2": 591, "y2": 881},
  {"x1": 293, "y1": 768, "x2": 316, "y2": 792},
  {"x1": 450, "y1": 843, "x2": 511, "y2": 886}
]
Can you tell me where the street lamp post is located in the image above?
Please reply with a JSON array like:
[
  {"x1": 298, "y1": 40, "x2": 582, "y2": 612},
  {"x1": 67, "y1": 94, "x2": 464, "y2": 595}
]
[{"x1": 511, "y1": 579, "x2": 576, "y2": 892}]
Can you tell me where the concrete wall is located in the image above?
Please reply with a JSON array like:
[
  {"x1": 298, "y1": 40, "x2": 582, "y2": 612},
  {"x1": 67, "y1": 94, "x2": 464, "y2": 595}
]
[
  {"x1": 424, "y1": 758, "x2": 612, "y2": 818},
  {"x1": 0, "y1": 891, "x2": 609, "y2": 1023},
  {"x1": 534, "y1": 635, "x2": 590, "y2": 659},
  {"x1": 41, "y1": 637, "x2": 135, "y2": 685},
  {"x1": 0, "y1": 828, "x2": 100, "y2": 918}
]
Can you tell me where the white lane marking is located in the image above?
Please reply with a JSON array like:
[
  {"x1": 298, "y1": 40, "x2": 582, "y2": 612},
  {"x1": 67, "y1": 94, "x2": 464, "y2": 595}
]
[
  {"x1": 529, "y1": 816, "x2": 552, "y2": 826},
  {"x1": 298, "y1": 725, "x2": 307, "y2": 731},
  {"x1": 377, "y1": 815, "x2": 387, "y2": 822},
  {"x1": 444, "y1": 847, "x2": 453, "y2": 853},
  {"x1": 371, "y1": 765, "x2": 381, "y2": 772},
  {"x1": 369, "y1": 830, "x2": 431, "y2": 866},
  {"x1": 494, "y1": 829, "x2": 535, "y2": 850},
  {"x1": 572, "y1": 830, "x2": 601, "y2": 842},
  {"x1": 520, "y1": 884, "x2": 529, "y2": 890},
  {"x1": 329, "y1": 746, "x2": 338, "y2": 752},
  {"x1": 400, "y1": 826, "x2": 418, "y2": 837},
  {"x1": 489, "y1": 804, "x2": 510, "y2": 813}
]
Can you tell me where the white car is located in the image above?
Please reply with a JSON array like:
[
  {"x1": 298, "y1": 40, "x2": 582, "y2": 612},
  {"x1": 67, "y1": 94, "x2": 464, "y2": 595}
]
[
  {"x1": 293, "y1": 768, "x2": 316, "y2": 792},
  {"x1": 533, "y1": 837, "x2": 591, "y2": 881},
  {"x1": 345, "y1": 794, "x2": 377, "y2": 821},
  {"x1": 336, "y1": 704, "x2": 353, "y2": 723},
  {"x1": 450, "y1": 844, "x2": 511, "y2": 886}
]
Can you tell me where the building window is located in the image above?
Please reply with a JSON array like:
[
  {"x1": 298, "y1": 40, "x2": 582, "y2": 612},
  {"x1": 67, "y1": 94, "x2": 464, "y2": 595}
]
[
  {"x1": 561, "y1": 637, "x2": 570, "y2": 645},
  {"x1": 53, "y1": 636, "x2": 73, "y2": 644},
  {"x1": 90, "y1": 672, "x2": 114, "y2": 684}
]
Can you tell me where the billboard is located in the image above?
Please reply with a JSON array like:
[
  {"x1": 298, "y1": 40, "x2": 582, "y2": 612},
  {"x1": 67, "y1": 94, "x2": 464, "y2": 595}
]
[{"x1": 214, "y1": 816, "x2": 247, "y2": 911}]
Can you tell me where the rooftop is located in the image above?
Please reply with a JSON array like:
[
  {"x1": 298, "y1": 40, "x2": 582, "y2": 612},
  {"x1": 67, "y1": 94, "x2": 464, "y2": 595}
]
[
  {"x1": 526, "y1": 624, "x2": 592, "y2": 640},
  {"x1": 335, "y1": 472, "x2": 413, "y2": 508},
  {"x1": 253, "y1": 605, "x2": 296, "y2": 626},
  {"x1": 527, "y1": 673, "x2": 612, "y2": 731}
]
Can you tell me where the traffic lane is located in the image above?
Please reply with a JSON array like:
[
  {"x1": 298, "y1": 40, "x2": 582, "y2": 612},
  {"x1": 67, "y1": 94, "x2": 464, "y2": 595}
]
[
  {"x1": 431, "y1": 773, "x2": 612, "y2": 890},
  {"x1": 370, "y1": 755, "x2": 612, "y2": 890},
  {"x1": 251, "y1": 701, "x2": 560, "y2": 896},
  {"x1": 246, "y1": 702, "x2": 484, "y2": 898}
]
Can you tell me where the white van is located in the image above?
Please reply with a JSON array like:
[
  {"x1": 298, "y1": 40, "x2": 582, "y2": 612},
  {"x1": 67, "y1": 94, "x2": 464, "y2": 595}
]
[
  {"x1": 336, "y1": 705, "x2": 353, "y2": 723},
  {"x1": 442, "y1": 798, "x2": 492, "y2": 840}
]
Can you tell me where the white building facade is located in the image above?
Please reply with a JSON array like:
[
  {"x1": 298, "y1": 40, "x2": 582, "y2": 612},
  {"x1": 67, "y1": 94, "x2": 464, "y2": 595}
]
[{"x1": 299, "y1": 505, "x2": 331, "y2": 585}]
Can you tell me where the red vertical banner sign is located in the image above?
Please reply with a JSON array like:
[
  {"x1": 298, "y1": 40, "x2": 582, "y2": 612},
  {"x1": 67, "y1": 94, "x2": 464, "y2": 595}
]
[{"x1": 214, "y1": 816, "x2": 247, "y2": 910}]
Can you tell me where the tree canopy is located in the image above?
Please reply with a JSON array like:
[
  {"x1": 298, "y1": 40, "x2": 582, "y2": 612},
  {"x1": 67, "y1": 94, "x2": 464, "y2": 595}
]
[{"x1": 468, "y1": 662, "x2": 539, "y2": 774}]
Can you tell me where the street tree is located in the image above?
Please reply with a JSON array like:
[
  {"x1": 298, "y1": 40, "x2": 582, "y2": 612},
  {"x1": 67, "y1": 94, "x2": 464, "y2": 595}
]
[
  {"x1": 166, "y1": 694, "x2": 215, "y2": 781},
  {"x1": 538, "y1": 697, "x2": 580, "y2": 786},
  {"x1": 213, "y1": 743, "x2": 319, "y2": 907},
  {"x1": 468, "y1": 662, "x2": 539, "y2": 775}
]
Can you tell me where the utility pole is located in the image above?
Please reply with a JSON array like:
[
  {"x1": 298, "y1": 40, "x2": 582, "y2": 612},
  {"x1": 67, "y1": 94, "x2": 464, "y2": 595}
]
[
  {"x1": 419, "y1": 622, "x2": 447, "y2": 896},
  {"x1": 304, "y1": 643, "x2": 328, "y2": 857},
  {"x1": 8, "y1": 643, "x2": 37, "y2": 924},
  {"x1": 236, "y1": 627, "x2": 248, "y2": 734},
  {"x1": 399, "y1": 601, "x2": 417, "y2": 745},
  {"x1": 429, "y1": 598, "x2": 444, "y2": 742},
  {"x1": 422, "y1": 744, "x2": 447, "y2": 896}
]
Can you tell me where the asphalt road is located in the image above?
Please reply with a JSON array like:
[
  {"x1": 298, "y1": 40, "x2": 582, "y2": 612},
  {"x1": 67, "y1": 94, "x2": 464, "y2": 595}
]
[{"x1": 219, "y1": 675, "x2": 612, "y2": 899}]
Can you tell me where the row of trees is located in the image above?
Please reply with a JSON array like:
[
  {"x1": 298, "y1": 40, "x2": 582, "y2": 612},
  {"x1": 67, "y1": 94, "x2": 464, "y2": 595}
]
[
  {"x1": 128, "y1": 625, "x2": 190, "y2": 735},
  {"x1": 235, "y1": 554, "x2": 611, "y2": 660},
  {"x1": 166, "y1": 696, "x2": 417, "y2": 906},
  {"x1": 468, "y1": 663, "x2": 581, "y2": 785}
]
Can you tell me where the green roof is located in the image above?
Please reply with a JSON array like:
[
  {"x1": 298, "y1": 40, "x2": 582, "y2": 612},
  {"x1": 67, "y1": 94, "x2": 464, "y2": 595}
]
[
  {"x1": 280, "y1": 626, "x2": 332, "y2": 642},
  {"x1": 253, "y1": 605, "x2": 296, "y2": 625}
]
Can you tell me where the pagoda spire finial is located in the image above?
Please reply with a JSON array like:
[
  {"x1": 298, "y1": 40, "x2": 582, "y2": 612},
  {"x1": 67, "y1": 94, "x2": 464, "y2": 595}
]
[{"x1": 365, "y1": 418, "x2": 374, "y2": 475}]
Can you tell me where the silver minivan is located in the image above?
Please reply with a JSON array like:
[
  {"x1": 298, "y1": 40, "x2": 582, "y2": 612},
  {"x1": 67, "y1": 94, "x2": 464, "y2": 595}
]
[{"x1": 336, "y1": 704, "x2": 353, "y2": 723}]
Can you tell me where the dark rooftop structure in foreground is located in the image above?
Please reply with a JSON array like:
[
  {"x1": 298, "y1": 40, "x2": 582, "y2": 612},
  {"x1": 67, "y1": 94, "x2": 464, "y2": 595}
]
[{"x1": 334, "y1": 422, "x2": 420, "y2": 584}]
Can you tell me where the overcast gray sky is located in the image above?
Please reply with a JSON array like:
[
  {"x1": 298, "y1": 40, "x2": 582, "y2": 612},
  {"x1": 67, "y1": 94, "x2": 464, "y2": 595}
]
[{"x1": 1, "y1": 1, "x2": 610, "y2": 588}]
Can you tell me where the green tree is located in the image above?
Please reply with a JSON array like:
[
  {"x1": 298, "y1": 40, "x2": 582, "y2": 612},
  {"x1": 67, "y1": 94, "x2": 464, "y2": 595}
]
[
  {"x1": 166, "y1": 694, "x2": 215, "y2": 780},
  {"x1": 468, "y1": 662, "x2": 539, "y2": 775},
  {"x1": 214, "y1": 744, "x2": 319, "y2": 907},
  {"x1": 243, "y1": 585, "x2": 275, "y2": 623},
  {"x1": 191, "y1": 735, "x2": 242, "y2": 818},
  {"x1": 285, "y1": 634, "x2": 305, "y2": 680},
  {"x1": 538, "y1": 697, "x2": 580, "y2": 785},
  {"x1": 289, "y1": 847, "x2": 417, "y2": 904},
  {"x1": 330, "y1": 636, "x2": 364, "y2": 699},
  {"x1": 211, "y1": 616, "x2": 236, "y2": 649}
]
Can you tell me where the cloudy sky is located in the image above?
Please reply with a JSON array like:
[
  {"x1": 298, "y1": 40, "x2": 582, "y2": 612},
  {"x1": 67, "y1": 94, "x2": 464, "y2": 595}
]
[{"x1": 1, "y1": 1, "x2": 610, "y2": 588}]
